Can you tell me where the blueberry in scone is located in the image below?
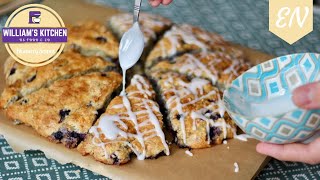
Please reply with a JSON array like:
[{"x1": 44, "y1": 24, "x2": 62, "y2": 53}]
[
  {"x1": 149, "y1": 71, "x2": 236, "y2": 149},
  {"x1": 0, "y1": 51, "x2": 117, "y2": 109},
  {"x1": 65, "y1": 21, "x2": 119, "y2": 61},
  {"x1": 145, "y1": 24, "x2": 244, "y2": 69},
  {"x1": 78, "y1": 75, "x2": 169, "y2": 165},
  {"x1": 6, "y1": 72, "x2": 122, "y2": 148},
  {"x1": 147, "y1": 51, "x2": 250, "y2": 89}
]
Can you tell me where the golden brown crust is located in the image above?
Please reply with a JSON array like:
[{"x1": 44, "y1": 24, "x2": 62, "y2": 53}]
[
  {"x1": 148, "y1": 52, "x2": 250, "y2": 89},
  {"x1": 145, "y1": 24, "x2": 243, "y2": 69},
  {"x1": 66, "y1": 21, "x2": 119, "y2": 60},
  {"x1": 6, "y1": 72, "x2": 122, "y2": 148},
  {"x1": 109, "y1": 13, "x2": 172, "y2": 45},
  {"x1": 149, "y1": 71, "x2": 236, "y2": 148},
  {"x1": 1, "y1": 18, "x2": 244, "y2": 163},
  {"x1": 78, "y1": 75, "x2": 169, "y2": 165},
  {"x1": 0, "y1": 51, "x2": 116, "y2": 109}
]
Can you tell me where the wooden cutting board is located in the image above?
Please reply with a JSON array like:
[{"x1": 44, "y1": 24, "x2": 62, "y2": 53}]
[{"x1": 0, "y1": 0, "x2": 273, "y2": 179}]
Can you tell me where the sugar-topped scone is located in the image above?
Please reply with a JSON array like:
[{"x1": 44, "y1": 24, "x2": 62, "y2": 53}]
[
  {"x1": 78, "y1": 75, "x2": 169, "y2": 165},
  {"x1": 66, "y1": 21, "x2": 119, "y2": 60},
  {"x1": 109, "y1": 13, "x2": 172, "y2": 46},
  {"x1": 148, "y1": 52, "x2": 250, "y2": 89},
  {"x1": 0, "y1": 51, "x2": 117, "y2": 109},
  {"x1": 145, "y1": 24, "x2": 243, "y2": 68},
  {"x1": 6, "y1": 72, "x2": 122, "y2": 148},
  {"x1": 149, "y1": 71, "x2": 236, "y2": 148}
]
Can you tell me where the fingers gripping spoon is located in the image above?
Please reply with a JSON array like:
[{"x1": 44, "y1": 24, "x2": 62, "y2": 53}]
[{"x1": 119, "y1": 0, "x2": 144, "y2": 96}]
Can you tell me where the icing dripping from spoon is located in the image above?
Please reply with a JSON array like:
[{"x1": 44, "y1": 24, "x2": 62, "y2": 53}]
[{"x1": 119, "y1": 0, "x2": 144, "y2": 96}]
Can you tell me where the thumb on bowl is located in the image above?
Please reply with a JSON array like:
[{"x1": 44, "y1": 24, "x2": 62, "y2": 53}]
[{"x1": 292, "y1": 82, "x2": 320, "y2": 110}]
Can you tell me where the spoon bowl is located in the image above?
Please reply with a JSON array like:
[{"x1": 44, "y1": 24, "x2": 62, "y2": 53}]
[{"x1": 119, "y1": 22, "x2": 144, "y2": 71}]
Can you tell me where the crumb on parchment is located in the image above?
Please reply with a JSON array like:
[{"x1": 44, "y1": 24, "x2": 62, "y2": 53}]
[
  {"x1": 185, "y1": 150, "x2": 193, "y2": 157},
  {"x1": 234, "y1": 162, "x2": 239, "y2": 173}
]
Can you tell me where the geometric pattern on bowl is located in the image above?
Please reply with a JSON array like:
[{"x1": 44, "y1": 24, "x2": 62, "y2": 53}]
[
  {"x1": 229, "y1": 110, "x2": 320, "y2": 144},
  {"x1": 224, "y1": 53, "x2": 320, "y2": 144}
]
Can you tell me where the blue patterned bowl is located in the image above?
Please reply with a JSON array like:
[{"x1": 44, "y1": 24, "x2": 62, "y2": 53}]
[{"x1": 224, "y1": 53, "x2": 320, "y2": 144}]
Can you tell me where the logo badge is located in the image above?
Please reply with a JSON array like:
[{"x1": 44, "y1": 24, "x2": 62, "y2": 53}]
[
  {"x1": 2, "y1": 4, "x2": 67, "y2": 67},
  {"x1": 269, "y1": 0, "x2": 313, "y2": 44}
]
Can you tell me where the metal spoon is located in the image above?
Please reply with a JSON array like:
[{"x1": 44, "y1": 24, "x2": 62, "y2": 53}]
[
  {"x1": 119, "y1": 0, "x2": 144, "y2": 95},
  {"x1": 119, "y1": 0, "x2": 144, "y2": 71}
]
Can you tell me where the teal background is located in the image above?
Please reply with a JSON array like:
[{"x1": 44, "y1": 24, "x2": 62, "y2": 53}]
[{"x1": 0, "y1": 0, "x2": 320, "y2": 179}]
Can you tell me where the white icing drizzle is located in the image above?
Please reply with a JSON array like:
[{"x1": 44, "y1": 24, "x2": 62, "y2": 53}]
[
  {"x1": 230, "y1": 127, "x2": 253, "y2": 142},
  {"x1": 159, "y1": 24, "x2": 225, "y2": 59},
  {"x1": 112, "y1": 104, "x2": 124, "y2": 109},
  {"x1": 234, "y1": 133, "x2": 252, "y2": 142},
  {"x1": 90, "y1": 75, "x2": 170, "y2": 160},
  {"x1": 217, "y1": 93, "x2": 227, "y2": 139},
  {"x1": 234, "y1": 162, "x2": 239, "y2": 173},
  {"x1": 168, "y1": 52, "x2": 246, "y2": 87},
  {"x1": 222, "y1": 58, "x2": 250, "y2": 87},
  {"x1": 185, "y1": 150, "x2": 193, "y2": 157},
  {"x1": 217, "y1": 96, "x2": 226, "y2": 117},
  {"x1": 111, "y1": 13, "x2": 171, "y2": 43},
  {"x1": 161, "y1": 74, "x2": 233, "y2": 145},
  {"x1": 130, "y1": 75, "x2": 153, "y2": 97},
  {"x1": 160, "y1": 25, "x2": 206, "y2": 58},
  {"x1": 122, "y1": 94, "x2": 146, "y2": 160},
  {"x1": 191, "y1": 110, "x2": 232, "y2": 143},
  {"x1": 189, "y1": 92, "x2": 228, "y2": 141},
  {"x1": 165, "y1": 76, "x2": 210, "y2": 144},
  {"x1": 167, "y1": 88, "x2": 187, "y2": 144},
  {"x1": 120, "y1": 69, "x2": 127, "y2": 96},
  {"x1": 191, "y1": 112, "x2": 212, "y2": 144},
  {"x1": 90, "y1": 115, "x2": 128, "y2": 140},
  {"x1": 181, "y1": 53, "x2": 218, "y2": 84}
]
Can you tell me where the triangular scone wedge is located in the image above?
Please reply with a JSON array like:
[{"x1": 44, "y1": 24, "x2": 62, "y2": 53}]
[
  {"x1": 6, "y1": 72, "x2": 122, "y2": 148},
  {"x1": 109, "y1": 13, "x2": 172, "y2": 49},
  {"x1": 65, "y1": 21, "x2": 119, "y2": 60},
  {"x1": 78, "y1": 75, "x2": 169, "y2": 165},
  {"x1": 145, "y1": 24, "x2": 243, "y2": 69},
  {"x1": 148, "y1": 52, "x2": 250, "y2": 89},
  {"x1": 149, "y1": 71, "x2": 236, "y2": 149},
  {"x1": 0, "y1": 51, "x2": 117, "y2": 108}
]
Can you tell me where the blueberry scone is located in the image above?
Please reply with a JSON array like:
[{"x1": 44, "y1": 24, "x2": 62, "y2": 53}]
[
  {"x1": 149, "y1": 71, "x2": 236, "y2": 148},
  {"x1": 145, "y1": 24, "x2": 243, "y2": 69},
  {"x1": 109, "y1": 13, "x2": 172, "y2": 48},
  {"x1": 66, "y1": 21, "x2": 119, "y2": 60},
  {"x1": 6, "y1": 72, "x2": 122, "y2": 148},
  {"x1": 148, "y1": 52, "x2": 250, "y2": 89},
  {"x1": 78, "y1": 75, "x2": 169, "y2": 165},
  {"x1": 0, "y1": 51, "x2": 117, "y2": 109}
]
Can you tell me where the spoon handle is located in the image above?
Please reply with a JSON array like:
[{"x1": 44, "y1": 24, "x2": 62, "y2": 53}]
[{"x1": 133, "y1": 0, "x2": 142, "y2": 23}]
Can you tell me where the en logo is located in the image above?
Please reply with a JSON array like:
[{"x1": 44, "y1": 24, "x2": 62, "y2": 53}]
[{"x1": 269, "y1": 0, "x2": 313, "y2": 44}]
